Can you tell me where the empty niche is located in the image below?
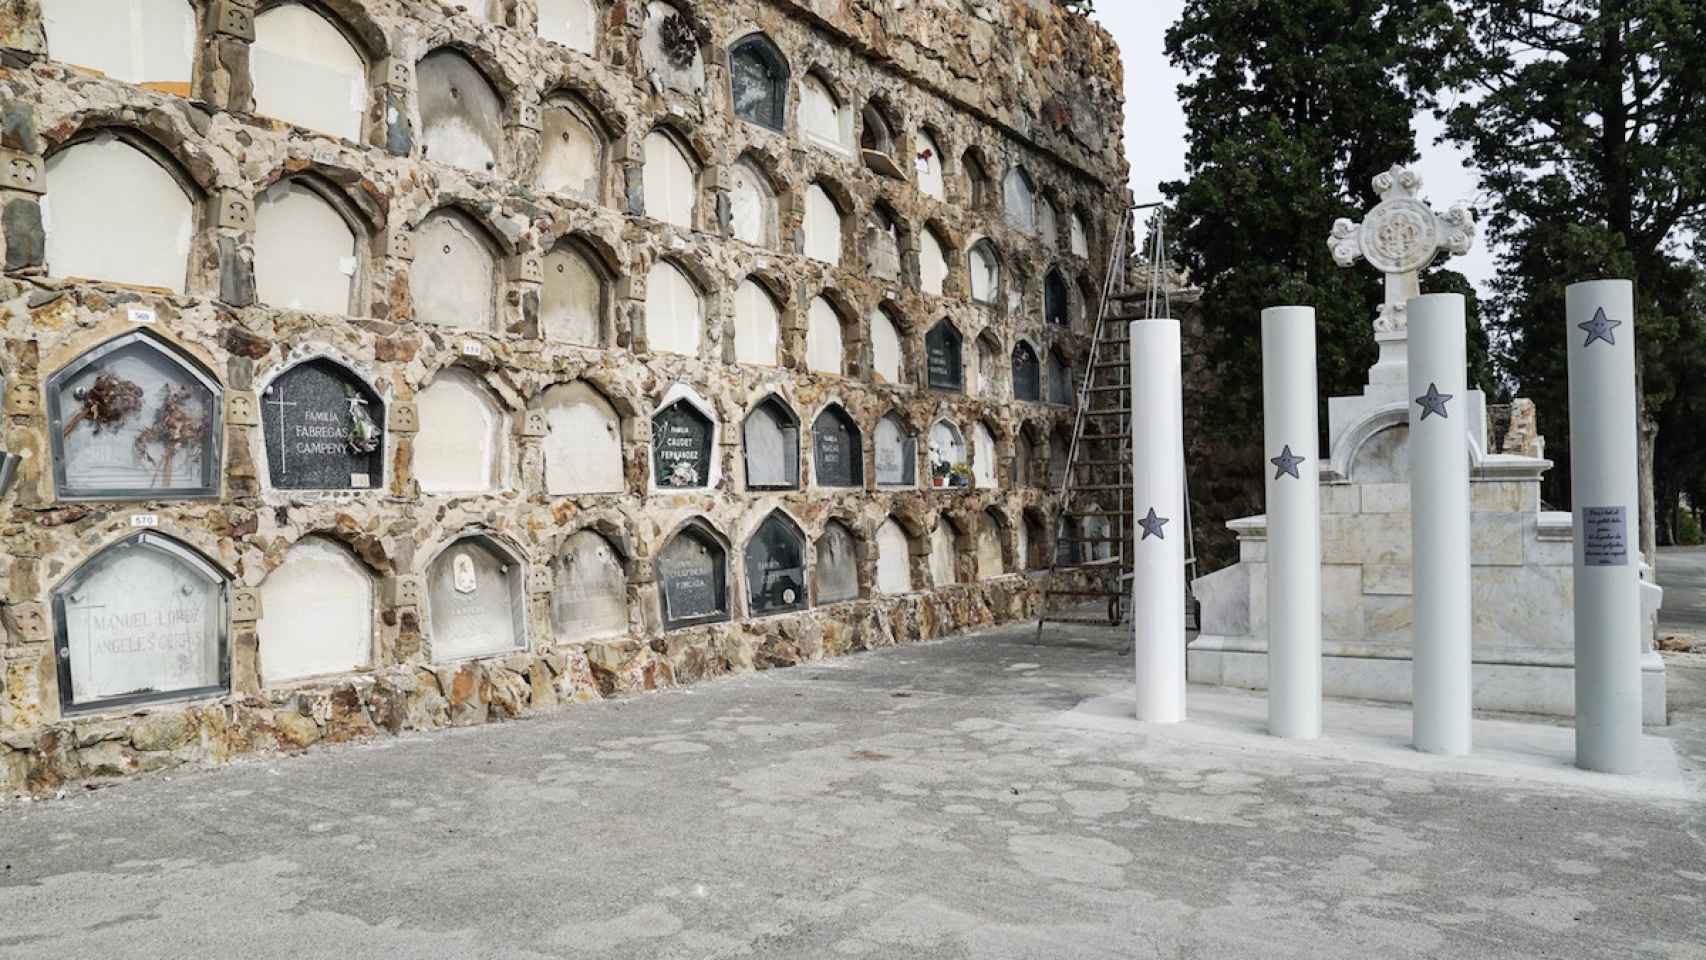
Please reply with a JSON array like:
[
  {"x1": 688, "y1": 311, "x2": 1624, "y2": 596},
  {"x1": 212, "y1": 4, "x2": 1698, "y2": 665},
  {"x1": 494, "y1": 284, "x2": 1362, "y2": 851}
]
[
  {"x1": 252, "y1": 4, "x2": 366, "y2": 141},
  {"x1": 658, "y1": 522, "x2": 729, "y2": 630},
  {"x1": 427, "y1": 535, "x2": 527, "y2": 660},
  {"x1": 538, "y1": 97, "x2": 606, "y2": 202},
  {"x1": 915, "y1": 130, "x2": 946, "y2": 201},
  {"x1": 866, "y1": 205, "x2": 902, "y2": 282},
  {"x1": 45, "y1": 134, "x2": 193, "y2": 293},
  {"x1": 1022, "y1": 511, "x2": 1046, "y2": 569},
  {"x1": 53, "y1": 532, "x2": 227, "y2": 713},
  {"x1": 418, "y1": 49, "x2": 505, "y2": 175},
  {"x1": 1048, "y1": 350, "x2": 1073, "y2": 405},
  {"x1": 411, "y1": 209, "x2": 497, "y2": 331},
  {"x1": 553, "y1": 530, "x2": 629, "y2": 641},
  {"x1": 1070, "y1": 211, "x2": 1089, "y2": 258},
  {"x1": 860, "y1": 102, "x2": 896, "y2": 165},
  {"x1": 976, "y1": 510, "x2": 1005, "y2": 578},
  {"x1": 641, "y1": 1, "x2": 706, "y2": 97},
  {"x1": 645, "y1": 260, "x2": 703, "y2": 356},
  {"x1": 973, "y1": 332, "x2": 1000, "y2": 399},
  {"x1": 539, "y1": 0, "x2": 599, "y2": 55},
  {"x1": 869, "y1": 308, "x2": 905, "y2": 385},
  {"x1": 744, "y1": 511, "x2": 807, "y2": 617},
  {"x1": 812, "y1": 405, "x2": 863, "y2": 488},
  {"x1": 42, "y1": 0, "x2": 194, "y2": 88},
  {"x1": 1048, "y1": 428, "x2": 1070, "y2": 490},
  {"x1": 729, "y1": 34, "x2": 789, "y2": 132},
  {"x1": 1040, "y1": 198, "x2": 1059, "y2": 248},
  {"x1": 1012, "y1": 341, "x2": 1041, "y2": 401},
  {"x1": 816, "y1": 521, "x2": 860, "y2": 604},
  {"x1": 49, "y1": 330, "x2": 221, "y2": 499},
  {"x1": 1045, "y1": 269, "x2": 1070, "y2": 326},
  {"x1": 261, "y1": 358, "x2": 384, "y2": 492},
  {"x1": 743, "y1": 397, "x2": 799, "y2": 490},
  {"x1": 874, "y1": 413, "x2": 916, "y2": 488},
  {"x1": 1083, "y1": 510, "x2": 1113, "y2": 561},
  {"x1": 875, "y1": 518, "x2": 913, "y2": 595},
  {"x1": 805, "y1": 296, "x2": 845, "y2": 375},
  {"x1": 254, "y1": 180, "x2": 358, "y2": 315},
  {"x1": 972, "y1": 422, "x2": 998, "y2": 489},
  {"x1": 803, "y1": 184, "x2": 843, "y2": 266},
  {"x1": 800, "y1": 73, "x2": 851, "y2": 153},
  {"x1": 542, "y1": 241, "x2": 606, "y2": 345},
  {"x1": 728, "y1": 158, "x2": 779, "y2": 248},
  {"x1": 643, "y1": 130, "x2": 697, "y2": 228},
  {"x1": 535, "y1": 381, "x2": 624, "y2": 495},
  {"x1": 415, "y1": 368, "x2": 504, "y2": 494},
  {"x1": 1003, "y1": 167, "x2": 1037, "y2": 234},
  {"x1": 258, "y1": 537, "x2": 373, "y2": 684},
  {"x1": 963, "y1": 151, "x2": 990, "y2": 208},
  {"x1": 968, "y1": 240, "x2": 1000, "y2": 304},
  {"x1": 919, "y1": 228, "x2": 949, "y2": 296},
  {"x1": 733, "y1": 279, "x2": 781, "y2": 366},
  {"x1": 1006, "y1": 266, "x2": 1027, "y2": 316},
  {"x1": 652, "y1": 395, "x2": 715, "y2": 489},
  {"x1": 928, "y1": 420, "x2": 968, "y2": 489},
  {"x1": 924, "y1": 320, "x2": 963, "y2": 393},
  {"x1": 1013, "y1": 430, "x2": 1034, "y2": 486},
  {"x1": 928, "y1": 520, "x2": 959, "y2": 586}
]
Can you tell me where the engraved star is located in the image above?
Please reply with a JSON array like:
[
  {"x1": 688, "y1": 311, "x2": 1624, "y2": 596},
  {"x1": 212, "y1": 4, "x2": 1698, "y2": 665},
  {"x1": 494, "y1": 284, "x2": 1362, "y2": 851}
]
[
  {"x1": 1415, "y1": 382, "x2": 1452, "y2": 421},
  {"x1": 1578, "y1": 306, "x2": 1621, "y2": 348},
  {"x1": 1270, "y1": 444, "x2": 1305, "y2": 481},
  {"x1": 1138, "y1": 507, "x2": 1169, "y2": 541}
]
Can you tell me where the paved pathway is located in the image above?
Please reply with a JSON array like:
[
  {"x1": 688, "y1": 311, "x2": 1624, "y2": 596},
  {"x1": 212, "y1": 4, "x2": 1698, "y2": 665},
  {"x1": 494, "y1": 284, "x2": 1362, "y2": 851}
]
[{"x1": 1658, "y1": 545, "x2": 1706, "y2": 636}]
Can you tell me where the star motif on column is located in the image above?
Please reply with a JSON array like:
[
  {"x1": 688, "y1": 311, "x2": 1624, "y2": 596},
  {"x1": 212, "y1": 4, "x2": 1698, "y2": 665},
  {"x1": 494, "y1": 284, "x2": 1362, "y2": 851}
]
[
  {"x1": 1138, "y1": 507, "x2": 1169, "y2": 541},
  {"x1": 1578, "y1": 306, "x2": 1621, "y2": 347},
  {"x1": 1270, "y1": 444, "x2": 1305, "y2": 480},
  {"x1": 1415, "y1": 382, "x2": 1453, "y2": 421}
]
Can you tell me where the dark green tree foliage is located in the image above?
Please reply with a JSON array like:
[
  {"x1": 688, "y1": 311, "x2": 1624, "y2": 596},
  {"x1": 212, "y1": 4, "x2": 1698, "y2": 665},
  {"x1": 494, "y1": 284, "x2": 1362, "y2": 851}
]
[{"x1": 1163, "y1": 0, "x2": 1486, "y2": 569}]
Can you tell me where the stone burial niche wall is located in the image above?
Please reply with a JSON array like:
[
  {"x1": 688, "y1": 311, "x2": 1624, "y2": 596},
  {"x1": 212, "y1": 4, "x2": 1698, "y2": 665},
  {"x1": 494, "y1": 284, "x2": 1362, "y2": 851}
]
[{"x1": 0, "y1": 0, "x2": 1130, "y2": 793}]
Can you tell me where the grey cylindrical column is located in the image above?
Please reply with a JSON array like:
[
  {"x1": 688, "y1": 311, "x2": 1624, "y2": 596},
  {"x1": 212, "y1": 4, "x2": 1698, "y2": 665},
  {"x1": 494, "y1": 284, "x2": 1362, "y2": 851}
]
[
  {"x1": 1131, "y1": 318, "x2": 1185, "y2": 723},
  {"x1": 1262, "y1": 306, "x2": 1322, "y2": 739}
]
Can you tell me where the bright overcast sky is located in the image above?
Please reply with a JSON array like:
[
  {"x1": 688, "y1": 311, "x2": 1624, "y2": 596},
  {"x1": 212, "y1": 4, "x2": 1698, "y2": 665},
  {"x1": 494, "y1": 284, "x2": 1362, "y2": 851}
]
[{"x1": 1090, "y1": 3, "x2": 1498, "y2": 294}]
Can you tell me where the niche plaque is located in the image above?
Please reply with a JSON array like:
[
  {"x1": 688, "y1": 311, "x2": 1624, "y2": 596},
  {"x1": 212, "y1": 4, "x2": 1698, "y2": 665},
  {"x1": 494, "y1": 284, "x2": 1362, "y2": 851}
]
[
  {"x1": 428, "y1": 537, "x2": 526, "y2": 660},
  {"x1": 745, "y1": 513, "x2": 807, "y2": 617},
  {"x1": 813, "y1": 407, "x2": 863, "y2": 488},
  {"x1": 263, "y1": 359, "x2": 385, "y2": 490},
  {"x1": 659, "y1": 526, "x2": 728, "y2": 630},
  {"x1": 653, "y1": 399, "x2": 714, "y2": 489},
  {"x1": 925, "y1": 321, "x2": 963, "y2": 392},
  {"x1": 553, "y1": 530, "x2": 629, "y2": 640}
]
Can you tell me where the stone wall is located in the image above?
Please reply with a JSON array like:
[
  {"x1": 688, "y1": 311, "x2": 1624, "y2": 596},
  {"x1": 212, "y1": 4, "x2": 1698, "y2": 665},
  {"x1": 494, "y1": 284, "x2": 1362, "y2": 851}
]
[{"x1": 0, "y1": 0, "x2": 1129, "y2": 793}]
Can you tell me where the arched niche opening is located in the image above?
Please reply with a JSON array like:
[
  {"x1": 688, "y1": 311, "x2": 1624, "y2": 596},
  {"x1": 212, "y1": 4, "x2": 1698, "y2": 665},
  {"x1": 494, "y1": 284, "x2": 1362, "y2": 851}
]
[
  {"x1": 645, "y1": 259, "x2": 704, "y2": 356},
  {"x1": 805, "y1": 296, "x2": 848, "y2": 375},
  {"x1": 812, "y1": 404, "x2": 863, "y2": 489},
  {"x1": 800, "y1": 72, "x2": 852, "y2": 153},
  {"x1": 1350, "y1": 422, "x2": 1409, "y2": 483},
  {"x1": 803, "y1": 182, "x2": 844, "y2": 266},
  {"x1": 252, "y1": 4, "x2": 367, "y2": 141},
  {"x1": 1047, "y1": 426, "x2": 1071, "y2": 491},
  {"x1": 1003, "y1": 166, "x2": 1037, "y2": 234},
  {"x1": 1006, "y1": 264, "x2": 1028, "y2": 316},
  {"x1": 534, "y1": 381, "x2": 624, "y2": 495},
  {"x1": 875, "y1": 517, "x2": 914, "y2": 595},
  {"x1": 1013, "y1": 428, "x2": 1035, "y2": 488},
  {"x1": 417, "y1": 48, "x2": 505, "y2": 175},
  {"x1": 866, "y1": 204, "x2": 902, "y2": 283},
  {"x1": 539, "y1": 0, "x2": 600, "y2": 55},
  {"x1": 1044, "y1": 269, "x2": 1071, "y2": 326},
  {"x1": 427, "y1": 534, "x2": 527, "y2": 661},
  {"x1": 729, "y1": 157, "x2": 780, "y2": 249},
  {"x1": 815, "y1": 521, "x2": 860, "y2": 604},
  {"x1": 924, "y1": 319, "x2": 963, "y2": 393},
  {"x1": 744, "y1": 511, "x2": 807, "y2": 617},
  {"x1": 538, "y1": 95, "x2": 607, "y2": 203},
  {"x1": 919, "y1": 227, "x2": 949, "y2": 296},
  {"x1": 641, "y1": 1, "x2": 706, "y2": 97},
  {"x1": 542, "y1": 239, "x2": 608, "y2": 345},
  {"x1": 652, "y1": 393, "x2": 716, "y2": 490},
  {"x1": 45, "y1": 133, "x2": 194, "y2": 293},
  {"x1": 860, "y1": 101, "x2": 901, "y2": 177},
  {"x1": 976, "y1": 510, "x2": 1006, "y2": 578},
  {"x1": 972, "y1": 331, "x2": 1001, "y2": 399},
  {"x1": 963, "y1": 151, "x2": 991, "y2": 208},
  {"x1": 1039, "y1": 197, "x2": 1059, "y2": 248},
  {"x1": 916, "y1": 129, "x2": 946, "y2": 201},
  {"x1": 733, "y1": 278, "x2": 781, "y2": 366},
  {"x1": 1048, "y1": 349, "x2": 1074, "y2": 405},
  {"x1": 658, "y1": 521, "x2": 730, "y2": 630},
  {"x1": 258, "y1": 536, "x2": 374, "y2": 685},
  {"x1": 928, "y1": 518, "x2": 960, "y2": 586},
  {"x1": 1012, "y1": 341, "x2": 1041, "y2": 402},
  {"x1": 41, "y1": 0, "x2": 195, "y2": 89},
  {"x1": 968, "y1": 239, "x2": 1001, "y2": 305},
  {"x1": 553, "y1": 529, "x2": 630, "y2": 642},
  {"x1": 729, "y1": 33, "x2": 789, "y2": 132},
  {"x1": 972, "y1": 421, "x2": 999, "y2": 490},
  {"x1": 415, "y1": 367, "x2": 505, "y2": 495},
  {"x1": 261, "y1": 357, "x2": 384, "y2": 492},
  {"x1": 53, "y1": 532, "x2": 228, "y2": 714},
  {"x1": 255, "y1": 178, "x2": 360, "y2": 316},
  {"x1": 743, "y1": 395, "x2": 799, "y2": 491},
  {"x1": 928, "y1": 420, "x2": 969, "y2": 489},
  {"x1": 1070, "y1": 210, "x2": 1089, "y2": 258},
  {"x1": 869, "y1": 306, "x2": 907, "y2": 386},
  {"x1": 1022, "y1": 509, "x2": 1047, "y2": 570},
  {"x1": 48, "y1": 330, "x2": 222, "y2": 499},
  {"x1": 411, "y1": 209, "x2": 498, "y2": 331},
  {"x1": 875, "y1": 413, "x2": 917, "y2": 488},
  {"x1": 643, "y1": 129, "x2": 698, "y2": 228}
]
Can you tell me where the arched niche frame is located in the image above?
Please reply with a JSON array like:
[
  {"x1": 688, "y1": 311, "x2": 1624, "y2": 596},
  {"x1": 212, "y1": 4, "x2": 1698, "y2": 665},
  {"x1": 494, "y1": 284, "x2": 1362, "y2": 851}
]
[
  {"x1": 1327, "y1": 402, "x2": 1487, "y2": 484},
  {"x1": 814, "y1": 516, "x2": 863, "y2": 605},
  {"x1": 552, "y1": 520, "x2": 634, "y2": 643},
  {"x1": 650, "y1": 383, "x2": 722, "y2": 493},
  {"x1": 641, "y1": 0, "x2": 708, "y2": 98},
  {"x1": 924, "y1": 318, "x2": 964, "y2": 393},
  {"x1": 416, "y1": 45, "x2": 510, "y2": 176},
  {"x1": 810, "y1": 401, "x2": 863, "y2": 489},
  {"x1": 657, "y1": 517, "x2": 732, "y2": 631},
  {"x1": 410, "y1": 204, "x2": 507, "y2": 332},
  {"x1": 728, "y1": 31, "x2": 790, "y2": 133},
  {"x1": 47, "y1": 328, "x2": 224, "y2": 500},
  {"x1": 538, "y1": 0, "x2": 602, "y2": 56},
  {"x1": 743, "y1": 509, "x2": 808, "y2": 617},
  {"x1": 540, "y1": 233, "x2": 615, "y2": 346},
  {"x1": 252, "y1": 167, "x2": 379, "y2": 318},
  {"x1": 250, "y1": 2, "x2": 384, "y2": 143},
  {"x1": 537, "y1": 90, "x2": 614, "y2": 205},
  {"x1": 41, "y1": 0, "x2": 198, "y2": 90},
  {"x1": 256, "y1": 352, "x2": 387, "y2": 493},
  {"x1": 424, "y1": 531, "x2": 529, "y2": 661},
  {"x1": 53, "y1": 531, "x2": 230, "y2": 715},
  {"x1": 257, "y1": 533, "x2": 378, "y2": 686},
  {"x1": 742, "y1": 393, "x2": 800, "y2": 491}
]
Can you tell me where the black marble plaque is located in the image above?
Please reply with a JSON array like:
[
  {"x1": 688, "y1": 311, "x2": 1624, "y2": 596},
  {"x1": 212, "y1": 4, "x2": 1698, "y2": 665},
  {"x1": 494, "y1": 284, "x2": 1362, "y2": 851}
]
[
  {"x1": 813, "y1": 407, "x2": 863, "y2": 488},
  {"x1": 1012, "y1": 343, "x2": 1040, "y2": 401},
  {"x1": 745, "y1": 514, "x2": 807, "y2": 616},
  {"x1": 1045, "y1": 272, "x2": 1070, "y2": 326},
  {"x1": 263, "y1": 359, "x2": 385, "y2": 490},
  {"x1": 653, "y1": 399, "x2": 714, "y2": 488},
  {"x1": 1582, "y1": 505, "x2": 1629, "y2": 567},
  {"x1": 926, "y1": 321, "x2": 963, "y2": 392},
  {"x1": 659, "y1": 527, "x2": 728, "y2": 629}
]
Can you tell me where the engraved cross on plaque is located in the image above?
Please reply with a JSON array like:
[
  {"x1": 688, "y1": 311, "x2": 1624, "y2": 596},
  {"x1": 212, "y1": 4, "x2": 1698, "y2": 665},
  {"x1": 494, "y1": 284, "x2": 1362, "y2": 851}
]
[
  {"x1": 265, "y1": 384, "x2": 298, "y2": 477},
  {"x1": 1327, "y1": 165, "x2": 1477, "y2": 336}
]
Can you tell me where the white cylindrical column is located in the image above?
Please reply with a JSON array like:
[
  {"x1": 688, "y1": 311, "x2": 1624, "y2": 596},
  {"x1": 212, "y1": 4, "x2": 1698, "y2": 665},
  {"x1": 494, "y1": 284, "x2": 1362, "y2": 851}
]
[
  {"x1": 1262, "y1": 307, "x2": 1322, "y2": 739},
  {"x1": 1567, "y1": 279, "x2": 1643, "y2": 774},
  {"x1": 1131, "y1": 318, "x2": 1185, "y2": 723},
  {"x1": 1407, "y1": 293, "x2": 1473, "y2": 755}
]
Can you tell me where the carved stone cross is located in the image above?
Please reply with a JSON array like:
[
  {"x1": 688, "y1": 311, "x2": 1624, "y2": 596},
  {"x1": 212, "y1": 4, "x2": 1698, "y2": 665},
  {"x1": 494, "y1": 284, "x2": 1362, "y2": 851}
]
[{"x1": 1328, "y1": 165, "x2": 1476, "y2": 335}]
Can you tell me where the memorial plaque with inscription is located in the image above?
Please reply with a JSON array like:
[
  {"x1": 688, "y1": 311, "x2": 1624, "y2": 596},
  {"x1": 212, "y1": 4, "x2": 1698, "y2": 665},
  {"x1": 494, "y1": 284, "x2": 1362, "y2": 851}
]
[
  {"x1": 263, "y1": 359, "x2": 385, "y2": 490},
  {"x1": 552, "y1": 530, "x2": 629, "y2": 640},
  {"x1": 925, "y1": 321, "x2": 963, "y2": 392},
  {"x1": 745, "y1": 514, "x2": 807, "y2": 616},
  {"x1": 653, "y1": 399, "x2": 714, "y2": 488},
  {"x1": 1012, "y1": 343, "x2": 1041, "y2": 401},
  {"x1": 659, "y1": 527, "x2": 728, "y2": 629},
  {"x1": 1581, "y1": 505, "x2": 1629, "y2": 567},
  {"x1": 874, "y1": 415, "x2": 917, "y2": 487},
  {"x1": 428, "y1": 537, "x2": 525, "y2": 660},
  {"x1": 813, "y1": 407, "x2": 863, "y2": 488}
]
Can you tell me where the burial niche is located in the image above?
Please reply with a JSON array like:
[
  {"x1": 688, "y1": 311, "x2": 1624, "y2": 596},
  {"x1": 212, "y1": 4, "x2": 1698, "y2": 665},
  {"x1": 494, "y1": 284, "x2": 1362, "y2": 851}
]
[
  {"x1": 553, "y1": 530, "x2": 629, "y2": 641},
  {"x1": 538, "y1": 97, "x2": 606, "y2": 202},
  {"x1": 973, "y1": 422, "x2": 998, "y2": 489},
  {"x1": 1048, "y1": 349, "x2": 1074, "y2": 405},
  {"x1": 729, "y1": 34, "x2": 789, "y2": 132},
  {"x1": 641, "y1": 1, "x2": 706, "y2": 96},
  {"x1": 54, "y1": 532, "x2": 227, "y2": 713},
  {"x1": 49, "y1": 330, "x2": 221, "y2": 499},
  {"x1": 645, "y1": 260, "x2": 703, "y2": 355},
  {"x1": 539, "y1": 0, "x2": 599, "y2": 54},
  {"x1": 928, "y1": 420, "x2": 969, "y2": 489},
  {"x1": 42, "y1": 0, "x2": 195, "y2": 88},
  {"x1": 1048, "y1": 427, "x2": 1070, "y2": 490},
  {"x1": 45, "y1": 135, "x2": 193, "y2": 293},
  {"x1": 806, "y1": 296, "x2": 846, "y2": 375},
  {"x1": 874, "y1": 413, "x2": 917, "y2": 488},
  {"x1": 734, "y1": 279, "x2": 781, "y2": 366},
  {"x1": 876, "y1": 518, "x2": 914, "y2": 595},
  {"x1": 973, "y1": 332, "x2": 1001, "y2": 399},
  {"x1": 969, "y1": 240, "x2": 1000, "y2": 304},
  {"x1": 916, "y1": 130, "x2": 946, "y2": 200},
  {"x1": 745, "y1": 512, "x2": 807, "y2": 617},
  {"x1": 644, "y1": 129, "x2": 697, "y2": 228},
  {"x1": 976, "y1": 510, "x2": 1005, "y2": 578},
  {"x1": 542, "y1": 241, "x2": 606, "y2": 345},
  {"x1": 1014, "y1": 429, "x2": 1035, "y2": 487},
  {"x1": 658, "y1": 522, "x2": 729, "y2": 630},
  {"x1": 652, "y1": 396, "x2": 715, "y2": 489},
  {"x1": 1012, "y1": 342, "x2": 1041, "y2": 401},
  {"x1": 743, "y1": 396, "x2": 799, "y2": 490},
  {"x1": 925, "y1": 320, "x2": 963, "y2": 393},
  {"x1": 258, "y1": 537, "x2": 373, "y2": 684},
  {"x1": 963, "y1": 151, "x2": 991, "y2": 208},
  {"x1": 1003, "y1": 167, "x2": 1037, "y2": 234},
  {"x1": 1040, "y1": 198, "x2": 1059, "y2": 248},
  {"x1": 1045, "y1": 269, "x2": 1071, "y2": 326},
  {"x1": 427, "y1": 535, "x2": 527, "y2": 660},
  {"x1": 1070, "y1": 211, "x2": 1090, "y2": 258},
  {"x1": 252, "y1": 4, "x2": 366, "y2": 141},
  {"x1": 411, "y1": 209, "x2": 498, "y2": 331},
  {"x1": 812, "y1": 405, "x2": 863, "y2": 488},
  {"x1": 800, "y1": 73, "x2": 851, "y2": 152},
  {"x1": 929, "y1": 520, "x2": 960, "y2": 586},
  {"x1": 920, "y1": 228, "x2": 949, "y2": 296},
  {"x1": 815, "y1": 521, "x2": 860, "y2": 604},
  {"x1": 1023, "y1": 511, "x2": 1047, "y2": 569},
  {"x1": 535, "y1": 381, "x2": 624, "y2": 495},
  {"x1": 860, "y1": 102, "x2": 897, "y2": 168},
  {"x1": 415, "y1": 367, "x2": 504, "y2": 494},
  {"x1": 803, "y1": 184, "x2": 844, "y2": 266},
  {"x1": 866, "y1": 206, "x2": 902, "y2": 282},
  {"x1": 729, "y1": 158, "x2": 779, "y2": 248},
  {"x1": 255, "y1": 180, "x2": 359, "y2": 316},
  {"x1": 262, "y1": 359, "x2": 384, "y2": 491},
  {"x1": 870, "y1": 308, "x2": 905, "y2": 385},
  {"x1": 417, "y1": 49, "x2": 504, "y2": 175}
]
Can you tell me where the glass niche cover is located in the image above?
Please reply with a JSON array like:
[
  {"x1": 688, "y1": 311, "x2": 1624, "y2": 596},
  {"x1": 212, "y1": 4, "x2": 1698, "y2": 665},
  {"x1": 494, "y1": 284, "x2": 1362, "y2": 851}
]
[{"x1": 48, "y1": 331, "x2": 222, "y2": 499}]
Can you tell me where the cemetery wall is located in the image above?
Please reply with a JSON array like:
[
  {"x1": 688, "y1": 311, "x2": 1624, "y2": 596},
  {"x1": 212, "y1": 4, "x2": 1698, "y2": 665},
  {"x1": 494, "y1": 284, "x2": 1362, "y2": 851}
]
[{"x1": 0, "y1": 0, "x2": 1130, "y2": 793}]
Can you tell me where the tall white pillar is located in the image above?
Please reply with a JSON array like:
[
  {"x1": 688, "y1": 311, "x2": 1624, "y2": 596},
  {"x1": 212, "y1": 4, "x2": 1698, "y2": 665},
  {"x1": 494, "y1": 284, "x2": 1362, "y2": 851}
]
[
  {"x1": 1262, "y1": 307, "x2": 1322, "y2": 739},
  {"x1": 1407, "y1": 293, "x2": 1472, "y2": 755},
  {"x1": 1131, "y1": 318, "x2": 1185, "y2": 723},
  {"x1": 1567, "y1": 279, "x2": 1643, "y2": 774}
]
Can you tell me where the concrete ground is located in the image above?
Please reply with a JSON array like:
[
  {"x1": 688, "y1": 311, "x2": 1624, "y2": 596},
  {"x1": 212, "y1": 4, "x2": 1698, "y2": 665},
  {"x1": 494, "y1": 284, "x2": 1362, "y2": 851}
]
[
  {"x1": 3, "y1": 623, "x2": 1705, "y2": 960},
  {"x1": 1658, "y1": 545, "x2": 1706, "y2": 638}
]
